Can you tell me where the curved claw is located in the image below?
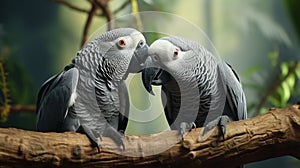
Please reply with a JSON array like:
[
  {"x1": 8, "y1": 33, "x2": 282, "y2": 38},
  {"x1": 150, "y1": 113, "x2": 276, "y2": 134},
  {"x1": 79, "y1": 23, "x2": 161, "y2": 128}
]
[
  {"x1": 103, "y1": 125, "x2": 125, "y2": 150},
  {"x1": 218, "y1": 116, "x2": 229, "y2": 139},
  {"x1": 78, "y1": 125, "x2": 101, "y2": 153},
  {"x1": 201, "y1": 115, "x2": 230, "y2": 139},
  {"x1": 191, "y1": 122, "x2": 197, "y2": 129},
  {"x1": 180, "y1": 122, "x2": 197, "y2": 138},
  {"x1": 94, "y1": 141, "x2": 101, "y2": 153},
  {"x1": 118, "y1": 130, "x2": 126, "y2": 151},
  {"x1": 121, "y1": 141, "x2": 125, "y2": 151}
]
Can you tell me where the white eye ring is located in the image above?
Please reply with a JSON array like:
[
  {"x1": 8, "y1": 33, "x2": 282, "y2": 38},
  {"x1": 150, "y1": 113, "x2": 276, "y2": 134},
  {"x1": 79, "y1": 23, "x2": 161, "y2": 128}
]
[
  {"x1": 117, "y1": 39, "x2": 126, "y2": 47},
  {"x1": 138, "y1": 40, "x2": 145, "y2": 48}
]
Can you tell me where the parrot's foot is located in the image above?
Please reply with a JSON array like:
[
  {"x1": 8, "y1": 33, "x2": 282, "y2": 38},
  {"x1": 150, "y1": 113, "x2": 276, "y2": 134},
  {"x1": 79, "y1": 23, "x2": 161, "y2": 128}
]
[
  {"x1": 103, "y1": 126, "x2": 125, "y2": 150},
  {"x1": 79, "y1": 125, "x2": 101, "y2": 153},
  {"x1": 118, "y1": 129, "x2": 125, "y2": 135},
  {"x1": 201, "y1": 115, "x2": 230, "y2": 139},
  {"x1": 180, "y1": 122, "x2": 196, "y2": 138}
]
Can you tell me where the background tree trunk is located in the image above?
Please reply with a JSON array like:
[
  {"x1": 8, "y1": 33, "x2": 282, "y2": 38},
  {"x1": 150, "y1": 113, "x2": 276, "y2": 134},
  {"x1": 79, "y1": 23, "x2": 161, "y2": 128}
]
[{"x1": 1, "y1": 104, "x2": 300, "y2": 168}]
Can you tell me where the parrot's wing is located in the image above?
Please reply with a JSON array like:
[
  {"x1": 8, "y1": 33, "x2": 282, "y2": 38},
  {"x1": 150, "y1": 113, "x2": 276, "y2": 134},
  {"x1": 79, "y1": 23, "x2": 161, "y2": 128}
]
[
  {"x1": 218, "y1": 61, "x2": 247, "y2": 120},
  {"x1": 117, "y1": 81, "x2": 129, "y2": 132},
  {"x1": 36, "y1": 73, "x2": 60, "y2": 111},
  {"x1": 36, "y1": 67, "x2": 79, "y2": 131},
  {"x1": 201, "y1": 61, "x2": 247, "y2": 140},
  {"x1": 162, "y1": 85, "x2": 173, "y2": 125},
  {"x1": 161, "y1": 79, "x2": 181, "y2": 129}
]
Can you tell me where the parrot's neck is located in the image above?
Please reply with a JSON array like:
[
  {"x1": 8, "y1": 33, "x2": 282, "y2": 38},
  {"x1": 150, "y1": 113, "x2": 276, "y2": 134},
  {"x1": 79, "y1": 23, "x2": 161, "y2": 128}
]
[{"x1": 73, "y1": 44, "x2": 122, "y2": 118}]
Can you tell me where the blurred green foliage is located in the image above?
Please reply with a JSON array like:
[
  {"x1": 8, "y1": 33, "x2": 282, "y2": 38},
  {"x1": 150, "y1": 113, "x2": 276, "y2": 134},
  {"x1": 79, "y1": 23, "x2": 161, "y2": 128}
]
[
  {"x1": 236, "y1": 0, "x2": 300, "y2": 118},
  {"x1": 245, "y1": 0, "x2": 300, "y2": 116},
  {"x1": 0, "y1": 26, "x2": 36, "y2": 128}
]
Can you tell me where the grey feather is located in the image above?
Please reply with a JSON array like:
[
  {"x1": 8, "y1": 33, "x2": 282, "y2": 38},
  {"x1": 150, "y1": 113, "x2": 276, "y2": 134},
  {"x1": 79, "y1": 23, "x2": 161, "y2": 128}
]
[
  {"x1": 142, "y1": 36, "x2": 246, "y2": 167},
  {"x1": 36, "y1": 28, "x2": 148, "y2": 149},
  {"x1": 36, "y1": 67, "x2": 79, "y2": 132},
  {"x1": 217, "y1": 62, "x2": 247, "y2": 120},
  {"x1": 142, "y1": 36, "x2": 247, "y2": 130}
]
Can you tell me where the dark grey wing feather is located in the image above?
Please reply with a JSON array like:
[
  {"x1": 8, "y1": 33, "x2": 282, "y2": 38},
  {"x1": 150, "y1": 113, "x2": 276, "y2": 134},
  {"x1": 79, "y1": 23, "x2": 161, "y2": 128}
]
[
  {"x1": 218, "y1": 61, "x2": 247, "y2": 120},
  {"x1": 117, "y1": 81, "x2": 129, "y2": 131},
  {"x1": 36, "y1": 73, "x2": 61, "y2": 111},
  {"x1": 36, "y1": 67, "x2": 79, "y2": 131},
  {"x1": 161, "y1": 77, "x2": 181, "y2": 129},
  {"x1": 162, "y1": 85, "x2": 173, "y2": 125}
]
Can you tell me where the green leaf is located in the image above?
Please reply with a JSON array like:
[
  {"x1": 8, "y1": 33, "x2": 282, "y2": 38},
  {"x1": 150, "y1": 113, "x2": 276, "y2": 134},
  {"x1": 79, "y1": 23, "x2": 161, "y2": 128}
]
[
  {"x1": 280, "y1": 62, "x2": 289, "y2": 76},
  {"x1": 286, "y1": 74, "x2": 295, "y2": 89},
  {"x1": 280, "y1": 81, "x2": 291, "y2": 105},
  {"x1": 295, "y1": 66, "x2": 300, "y2": 79}
]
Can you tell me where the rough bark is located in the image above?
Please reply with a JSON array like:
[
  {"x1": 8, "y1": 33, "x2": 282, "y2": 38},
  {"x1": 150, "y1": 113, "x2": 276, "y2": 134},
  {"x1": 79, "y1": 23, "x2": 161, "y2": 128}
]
[{"x1": 1, "y1": 104, "x2": 300, "y2": 168}]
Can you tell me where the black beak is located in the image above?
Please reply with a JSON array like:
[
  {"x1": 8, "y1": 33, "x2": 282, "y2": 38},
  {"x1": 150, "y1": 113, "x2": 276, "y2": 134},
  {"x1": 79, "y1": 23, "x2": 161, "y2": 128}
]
[
  {"x1": 128, "y1": 42, "x2": 149, "y2": 72},
  {"x1": 142, "y1": 57, "x2": 170, "y2": 95},
  {"x1": 123, "y1": 42, "x2": 149, "y2": 80}
]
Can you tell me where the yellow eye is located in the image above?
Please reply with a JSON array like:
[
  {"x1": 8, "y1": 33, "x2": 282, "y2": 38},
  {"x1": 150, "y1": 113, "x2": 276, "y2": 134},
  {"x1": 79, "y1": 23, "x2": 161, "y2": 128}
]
[{"x1": 118, "y1": 39, "x2": 126, "y2": 47}]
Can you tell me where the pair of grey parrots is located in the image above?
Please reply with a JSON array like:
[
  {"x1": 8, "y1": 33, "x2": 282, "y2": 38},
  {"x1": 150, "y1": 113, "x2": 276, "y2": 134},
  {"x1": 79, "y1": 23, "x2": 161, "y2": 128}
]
[{"x1": 36, "y1": 28, "x2": 247, "y2": 151}]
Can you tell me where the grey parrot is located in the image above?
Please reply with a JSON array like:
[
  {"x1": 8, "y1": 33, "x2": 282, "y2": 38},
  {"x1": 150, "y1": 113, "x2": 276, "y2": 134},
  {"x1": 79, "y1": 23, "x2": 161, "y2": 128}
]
[
  {"x1": 142, "y1": 36, "x2": 247, "y2": 139},
  {"x1": 36, "y1": 28, "x2": 148, "y2": 151}
]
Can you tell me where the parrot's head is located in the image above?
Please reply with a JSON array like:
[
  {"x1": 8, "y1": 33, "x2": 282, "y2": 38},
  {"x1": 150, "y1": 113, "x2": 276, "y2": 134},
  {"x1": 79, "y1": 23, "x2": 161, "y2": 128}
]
[
  {"x1": 95, "y1": 28, "x2": 149, "y2": 80},
  {"x1": 142, "y1": 36, "x2": 195, "y2": 95}
]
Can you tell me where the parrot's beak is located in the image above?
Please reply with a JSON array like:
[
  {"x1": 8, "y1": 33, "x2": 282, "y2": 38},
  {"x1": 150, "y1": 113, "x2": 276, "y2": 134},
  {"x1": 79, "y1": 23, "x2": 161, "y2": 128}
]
[
  {"x1": 129, "y1": 43, "x2": 149, "y2": 72},
  {"x1": 123, "y1": 43, "x2": 149, "y2": 80},
  {"x1": 142, "y1": 57, "x2": 170, "y2": 96}
]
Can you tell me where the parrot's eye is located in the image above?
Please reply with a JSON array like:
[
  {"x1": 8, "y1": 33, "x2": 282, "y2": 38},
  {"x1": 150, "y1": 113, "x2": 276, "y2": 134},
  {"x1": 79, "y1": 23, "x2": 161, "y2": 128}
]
[
  {"x1": 138, "y1": 41, "x2": 145, "y2": 47},
  {"x1": 118, "y1": 39, "x2": 126, "y2": 47},
  {"x1": 173, "y1": 48, "x2": 179, "y2": 57},
  {"x1": 152, "y1": 55, "x2": 159, "y2": 61}
]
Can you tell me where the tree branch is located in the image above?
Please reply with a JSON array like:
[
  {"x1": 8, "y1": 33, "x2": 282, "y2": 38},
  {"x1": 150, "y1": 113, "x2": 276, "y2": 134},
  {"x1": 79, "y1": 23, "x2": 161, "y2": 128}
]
[
  {"x1": 94, "y1": 0, "x2": 114, "y2": 31},
  {"x1": 1, "y1": 104, "x2": 300, "y2": 167},
  {"x1": 0, "y1": 104, "x2": 36, "y2": 113},
  {"x1": 81, "y1": 2, "x2": 97, "y2": 47},
  {"x1": 51, "y1": 0, "x2": 115, "y2": 47},
  {"x1": 254, "y1": 60, "x2": 300, "y2": 116},
  {"x1": 80, "y1": 0, "x2": 114, "y2": 47}
]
